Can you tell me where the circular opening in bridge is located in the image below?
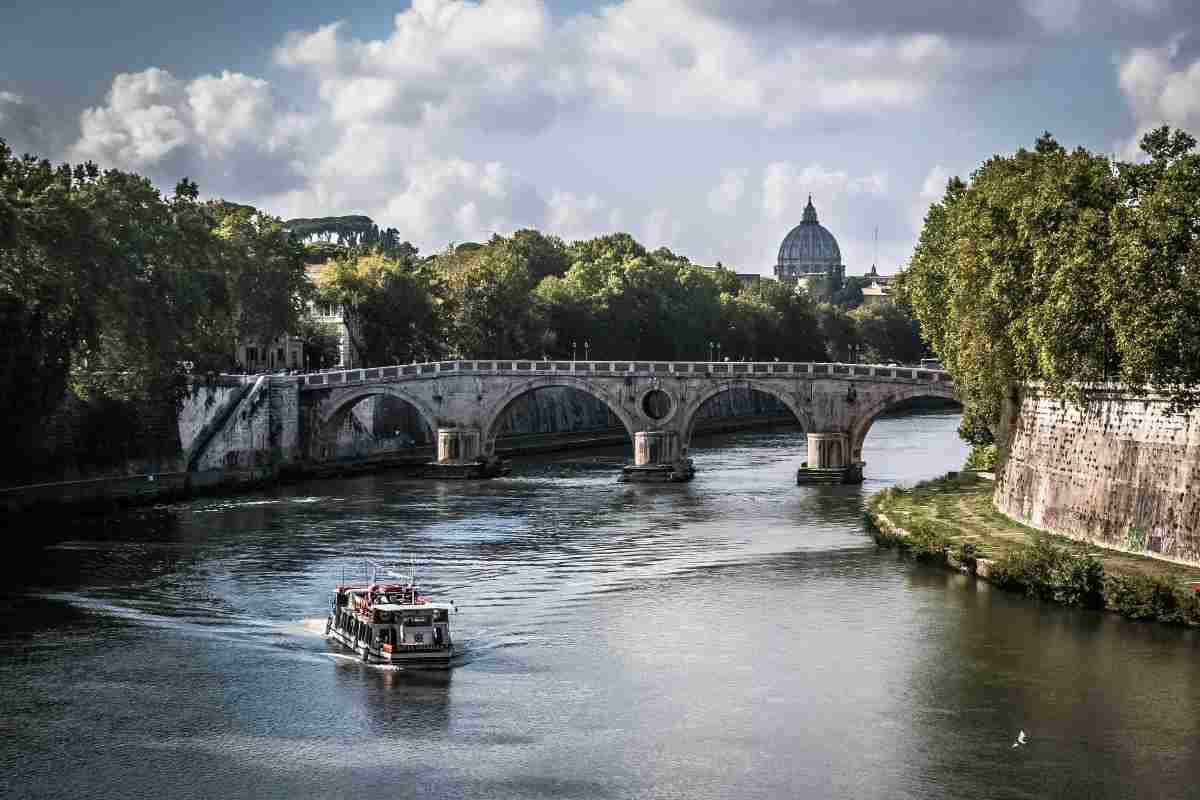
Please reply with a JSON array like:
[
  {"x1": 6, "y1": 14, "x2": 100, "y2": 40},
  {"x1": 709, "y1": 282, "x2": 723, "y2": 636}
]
[{"x1": 641, "y1": 389, "x2": 672, "y2": 420}]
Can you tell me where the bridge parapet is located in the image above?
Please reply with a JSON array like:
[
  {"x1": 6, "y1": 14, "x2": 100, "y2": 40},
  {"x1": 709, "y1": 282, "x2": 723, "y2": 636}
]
[
  {"x1": 295, "y1": 360, "x2": 952, "y2": 392},
  {"x1": 287, "y1": 358, "x2": 958, "y2": 483}
]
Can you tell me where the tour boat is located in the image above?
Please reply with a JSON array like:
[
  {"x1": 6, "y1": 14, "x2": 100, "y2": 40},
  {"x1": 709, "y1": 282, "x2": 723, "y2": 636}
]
[{"x1": 325, "y1": 562, "x2": 454, "y2": 668}]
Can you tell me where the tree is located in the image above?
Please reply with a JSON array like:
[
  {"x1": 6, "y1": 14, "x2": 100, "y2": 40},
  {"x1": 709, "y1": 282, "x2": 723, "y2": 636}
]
[
  {"x1": 831, "y1": 275, "x2": 871, "y2": 309},
  {"x1": 506, "y1": 229, "x2": 569, "y2": 283},
  {"x1": 816, "y1": 303, "x2": 860, "y2": 362},
  {"x1": 296, "y1": 315, "x2": 343, "y2": 370},
  {"x1": 1106, "y1": 127, "x2": 1200, "y2": 409},
  {"x1": 316, "y1": 250, "x2": 441, "y2": 366},
  {"x1": 440, "y1": 243, "x2": 538, "y2": 359},
  {"x1": 0, "y1": 144, "x2": 102, "y2": 475},
  {"x1": 852, "y1": 301, "x2": 926, "y2": 364},
  {"x1": 212, "y1": 202, "x2": 311, "y2": 356},
  {"x1": 719, "y1": 290, "x2": 781, "y2": 361},
  {"x1": 897, "y1": 132, "x2": 1126, "y2": 443},
  {"x1": 747, "y1": 279, "x2": 826, "y2": 361},
  {"x1": 285, "y1": 215, "x2": 415, "y2": 259}
]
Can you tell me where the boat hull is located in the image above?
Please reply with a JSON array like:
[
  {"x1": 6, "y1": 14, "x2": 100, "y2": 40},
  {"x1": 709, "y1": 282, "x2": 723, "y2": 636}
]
[
  {"x1": 619, "y1": 460, "x2": 695, "y2": 483},
  {"x1": 327, "y1": 623, "x2": 454, "y2": 668}
]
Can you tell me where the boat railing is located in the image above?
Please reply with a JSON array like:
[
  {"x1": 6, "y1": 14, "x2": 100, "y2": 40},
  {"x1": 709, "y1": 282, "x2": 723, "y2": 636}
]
[{"x1": 385, "y1": 641, "x2": 450, "y2": 652}]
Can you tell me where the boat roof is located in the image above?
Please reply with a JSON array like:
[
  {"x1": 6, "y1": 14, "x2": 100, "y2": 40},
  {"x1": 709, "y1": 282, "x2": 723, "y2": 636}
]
[{"x1": 372, "y1": 603, "x2": 453, "y2": 612}]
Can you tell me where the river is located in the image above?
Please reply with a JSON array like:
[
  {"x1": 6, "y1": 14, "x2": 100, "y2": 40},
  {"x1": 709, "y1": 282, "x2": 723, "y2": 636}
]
[{"x1": 2, "y1": 413, "x2": 1198, "y2": 799}]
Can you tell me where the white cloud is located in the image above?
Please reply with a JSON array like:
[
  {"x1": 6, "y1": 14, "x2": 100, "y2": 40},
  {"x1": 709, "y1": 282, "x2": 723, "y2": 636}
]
[
  {"x1": 276, "y1": 0, "x2": 562, "y2": 131},
  {"x1": 260, "y1": 116, "x2": 549, "y2": 251},
  {"x1": 1112, "y1": 0, "x2": 1168, "y2": 14},
  {"x1": 1117, "y1": 39, "x2": 1200, "y2": 159},
  {"x1": 643, "y1": 208, "x2": 681, "y2": 251},
  {"x1": 274, "y1": 0, "x2": 994, "y2": 133},
  {"x1": 547, "y1": 191, "x2": 621, "y2": 241},
  {"x1": 46, "y1": 0, "x2": 1037, "y2": 266},
  {"x1": 0, "y1": 90, "x2": 48, "y2": 154},
  {"x1": 762, "y1": 162, "x2": 887, "y2": 221},
  {"x1": 70, "y1": 68, "x2": 310, "y2": 196},
  {"x1": 920, "y1": 165, "x2": 951, "y2": 200},
  {"x1": 379, "y1": 158, "x2": 547, "y2": 245},
  {"x1": 1021, "y1": 0, "x2": 1083, "y2": 33},
  {"x1": 707, "y1": 169, "x2": 746, "y2": 214}
]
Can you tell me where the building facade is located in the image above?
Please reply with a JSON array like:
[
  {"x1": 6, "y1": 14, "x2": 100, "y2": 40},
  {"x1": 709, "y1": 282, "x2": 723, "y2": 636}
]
[
  {"x1": 234, "y1": 264, "x2": 358, "y2": 373},
  {"x1": 774, "y1": 196, "x2": 845, "y2": 291},
  {"x1": 859, "y1": 264, "x2": 893, "y2": 305}
]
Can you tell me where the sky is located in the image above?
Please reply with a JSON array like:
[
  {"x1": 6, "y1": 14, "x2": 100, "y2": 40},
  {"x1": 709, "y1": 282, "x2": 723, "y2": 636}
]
[{"x1": 2, "y1": 0, "x2": 1199, "y2": 276}]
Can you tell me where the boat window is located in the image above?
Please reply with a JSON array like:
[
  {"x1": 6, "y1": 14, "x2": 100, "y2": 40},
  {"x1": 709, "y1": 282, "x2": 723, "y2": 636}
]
[
  {"x1": 402, "y1": 615, "x2": 431, "y2": 626},
  {"x1": 374, "y1": 611, "x2": 393, "y2": 624},
  {"x1": 432, "y1": 610, "x2": 449, "y2": 623},
  {"x1": 378, "y1": 629, "x2": 392, "y2": 644}
]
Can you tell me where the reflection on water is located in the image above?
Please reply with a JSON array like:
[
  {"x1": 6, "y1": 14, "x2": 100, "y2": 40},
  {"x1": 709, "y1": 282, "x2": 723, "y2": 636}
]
[{"x1": 2, "y1": 413, "x2": 1198, "y2": 799}]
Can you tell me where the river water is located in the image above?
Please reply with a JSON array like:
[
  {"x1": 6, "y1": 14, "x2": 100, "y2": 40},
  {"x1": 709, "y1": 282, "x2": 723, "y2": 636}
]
[{"x1": 2, "y1": 413, "x2": 1198, "y2": 799}]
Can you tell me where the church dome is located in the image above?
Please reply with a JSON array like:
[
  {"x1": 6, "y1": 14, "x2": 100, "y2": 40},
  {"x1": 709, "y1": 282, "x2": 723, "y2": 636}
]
[{"x1": 776, "y1": 196, "x2": 842, "y2": 280}]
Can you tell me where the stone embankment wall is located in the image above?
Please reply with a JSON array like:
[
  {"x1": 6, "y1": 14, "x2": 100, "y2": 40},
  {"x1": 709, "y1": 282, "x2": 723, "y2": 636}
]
[
  {"x1": 183, "y1": 376, "x2": 301, "y2": 483},
  {"x1": 995, "y1": 386, "x2": 1200, "y2": 566}
]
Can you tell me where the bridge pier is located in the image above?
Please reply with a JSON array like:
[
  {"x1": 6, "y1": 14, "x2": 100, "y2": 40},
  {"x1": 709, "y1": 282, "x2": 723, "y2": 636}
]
[
  {"x1": 428, "y1": 427, "x2": 509, "y2": 479},
  {"x1": 620, "y1": 430, "x2": 695, "y2": 483},
  {"x1": 796, "y1": 432, "x2": 863, "y2": 485}
]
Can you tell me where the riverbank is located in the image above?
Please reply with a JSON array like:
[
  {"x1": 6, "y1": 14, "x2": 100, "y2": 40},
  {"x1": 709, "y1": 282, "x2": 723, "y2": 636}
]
[
  {"x1": 1, "y1": 414, "x2": 799, "y2": 514},
  {"x1": 866, "y1": 473, "x2": 1200, "y2": 626}
]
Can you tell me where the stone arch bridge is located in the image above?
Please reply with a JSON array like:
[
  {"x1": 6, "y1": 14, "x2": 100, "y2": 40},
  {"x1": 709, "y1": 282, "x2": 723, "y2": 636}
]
[{"x1": 296, "y1": 359, "x2": 957, "y2": 483}]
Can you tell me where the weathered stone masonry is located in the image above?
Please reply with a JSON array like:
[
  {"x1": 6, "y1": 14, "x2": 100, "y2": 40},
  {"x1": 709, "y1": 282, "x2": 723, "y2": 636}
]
[{"x1": 995, "y1": 386, "x2": 1200, "y2": 566}]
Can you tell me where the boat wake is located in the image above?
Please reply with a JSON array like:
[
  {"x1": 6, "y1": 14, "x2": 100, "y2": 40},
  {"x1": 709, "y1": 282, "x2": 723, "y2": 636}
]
[{"x1": 37, "y1": 592, "x2": 338, "y2": 665}]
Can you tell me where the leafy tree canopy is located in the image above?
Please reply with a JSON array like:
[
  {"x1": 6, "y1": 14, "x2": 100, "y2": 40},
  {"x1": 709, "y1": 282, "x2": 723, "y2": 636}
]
[{"x1": 896, "y1": 127, "x2": 1200, "y2": 444}]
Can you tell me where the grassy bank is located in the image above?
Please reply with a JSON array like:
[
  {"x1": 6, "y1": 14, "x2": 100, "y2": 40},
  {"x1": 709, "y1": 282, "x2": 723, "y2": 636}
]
[{"x1": 866, "y1": 473, "x2": 1200, "y2": 627}]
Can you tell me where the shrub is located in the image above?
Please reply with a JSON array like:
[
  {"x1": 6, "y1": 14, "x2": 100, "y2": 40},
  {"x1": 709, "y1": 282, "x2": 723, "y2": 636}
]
[
  {"x1": 903, "y1": 520, "x2": 953, "y2": 563},
  {"x1": 958, "y1": 542, "x2": 978, "y2": 570},
  {"x1": 991, "y1": 535, "x2": 1105, "y2": 608},
  {"x1": 1106, "y1": 575, "x2": 1200, "y2": 626},
  {"x1": 964, "y1": 443, "x2": 998, "y2": 471}
]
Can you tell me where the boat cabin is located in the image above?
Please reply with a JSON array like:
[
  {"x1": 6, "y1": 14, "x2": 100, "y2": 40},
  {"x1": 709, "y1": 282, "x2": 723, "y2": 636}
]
[{"x1": 331, "y1": 583, "x2": 452, "y2": 653}]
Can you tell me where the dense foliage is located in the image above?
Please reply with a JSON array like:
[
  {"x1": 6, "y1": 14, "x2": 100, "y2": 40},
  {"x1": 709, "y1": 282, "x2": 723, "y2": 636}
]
[
  {"x1": 0, "y1": 141, "x2": 308, "y2": 479},
  {"x1": 285, "y1": 215, "x2": 413, "y2": 259},
  {"x1": 312, "y1": 229, "x2": 919, "y2": 366},
  {"x1": 898, "y1": 127, "x2": 1200, "y2": 443}
]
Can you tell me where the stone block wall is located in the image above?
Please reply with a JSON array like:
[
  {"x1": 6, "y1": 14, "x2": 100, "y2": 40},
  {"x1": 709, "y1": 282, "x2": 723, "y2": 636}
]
[
  {"x1": 187, "y1": 377, "x2": 302, "y2": 473},
  {"x1": 995, "y1": 386, "x2": 1200, "y2": 566},
  {"x1": 178, "y1": 377, "x2": 252, "y2": 458}
]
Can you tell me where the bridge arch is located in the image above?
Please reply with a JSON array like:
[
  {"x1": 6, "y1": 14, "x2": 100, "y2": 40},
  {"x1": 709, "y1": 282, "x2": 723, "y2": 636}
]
[
  {"x1": 678, "y1": 380, "x2": 814, "y2": 453},
  {"x1": 313, "y1": 384, "x2": 442, "y2": 461},
  {"x1": 480, "y1": 375, "x2": 640, "y2": 454},
  {"x1": 847, "y1": 383, "x2": 961, "y2": 463}
]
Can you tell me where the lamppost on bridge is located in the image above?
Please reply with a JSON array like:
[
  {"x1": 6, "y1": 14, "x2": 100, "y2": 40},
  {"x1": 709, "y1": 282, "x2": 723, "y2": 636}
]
[
  {"x1": 584, "y1": 341, "x2": 590, "y2": 360},
  {"x1": 572, "y1": 341, "x2": 577, "y2": 362},
  {"x1": 709, "y1": 341, "x2": 715, "y2": 362}
]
